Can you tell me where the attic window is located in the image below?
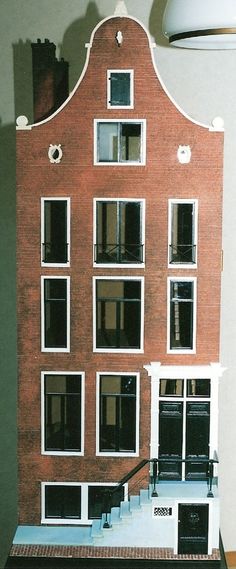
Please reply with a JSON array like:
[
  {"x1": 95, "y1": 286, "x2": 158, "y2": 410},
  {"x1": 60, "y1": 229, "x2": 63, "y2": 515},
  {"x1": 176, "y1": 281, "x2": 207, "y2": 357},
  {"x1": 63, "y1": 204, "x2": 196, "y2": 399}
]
[{"x1": 107, "y1": 70, "x2": 133, "y2": 108}]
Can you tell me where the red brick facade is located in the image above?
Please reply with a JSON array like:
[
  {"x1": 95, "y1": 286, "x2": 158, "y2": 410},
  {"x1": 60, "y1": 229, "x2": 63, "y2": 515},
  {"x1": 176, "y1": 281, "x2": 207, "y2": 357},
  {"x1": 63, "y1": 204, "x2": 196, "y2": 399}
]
[{"x1": 16, "y1": 15, "x2": 223, "y2": 527}]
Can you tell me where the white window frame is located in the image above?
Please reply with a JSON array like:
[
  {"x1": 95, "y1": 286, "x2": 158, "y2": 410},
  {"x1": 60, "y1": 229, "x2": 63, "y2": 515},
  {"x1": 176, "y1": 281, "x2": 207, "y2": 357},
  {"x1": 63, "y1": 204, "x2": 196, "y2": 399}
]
[
  {"x1": 96, "y1": 371, "x2": 140, "y2": 457},
  {"x1": 93, "y1": 276, "x2": 144, "y2": 353},
  {"x1": 107, "y1": 69, "x2": 134, "y2": 109},
  {"x1": 168, "y1": 199, "x2": 198, "y2": 269},
  {"x1": 93, "y1": 197, "x2": 145, "y2": 268},
  {"x1": 94, "y1": 119, "x2": 146, "y2": 166},
  {"x1": 41, "y1": 275, "x2": 70, "y2": 353},
  {"x1": 41, "y1": 197, "x2": 71, "y2": 268},
  {"x1": 167, "y1": 277, "x2": 197, "y2": 354},
  {"x1": 41, "y1": 481, "x2": 128, "y2": 525},
  {"x1": 41, "y1": 371, "x2": 85, "y2": 457}
]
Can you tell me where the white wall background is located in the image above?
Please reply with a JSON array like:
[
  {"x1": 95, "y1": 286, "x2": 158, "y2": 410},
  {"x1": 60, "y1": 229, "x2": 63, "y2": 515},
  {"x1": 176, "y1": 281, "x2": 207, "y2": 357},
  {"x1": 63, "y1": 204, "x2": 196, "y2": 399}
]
[{"x1": 1, "y1": 0, "x2": 236, "y2": 559}]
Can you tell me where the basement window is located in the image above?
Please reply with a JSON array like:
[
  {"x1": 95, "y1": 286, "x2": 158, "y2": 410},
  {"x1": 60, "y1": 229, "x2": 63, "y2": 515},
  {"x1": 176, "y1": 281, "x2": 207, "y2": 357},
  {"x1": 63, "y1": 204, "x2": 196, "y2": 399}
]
[
  {"x1": 107, "y1": 70, "x2": 134, "y2": 108},
  {"x1": 95, "y1": 119, "x2": 146, "y2": 165},
  {"x1": 88, "y1": 485, "x2": 124, "y2": 519},
  {"x1": 44, "y1": 484, "x2": 81, "y2": 522}
]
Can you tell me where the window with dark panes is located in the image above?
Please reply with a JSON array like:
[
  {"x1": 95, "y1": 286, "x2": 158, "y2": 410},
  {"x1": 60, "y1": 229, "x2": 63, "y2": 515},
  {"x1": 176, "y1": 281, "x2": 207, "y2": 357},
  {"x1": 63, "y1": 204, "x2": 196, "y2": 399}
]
[
  {"x1": 95, "y1": 201, "x2": 143, "y2": 264},
  {"x1": 99, "y1": 375, "x2": 137, "y2": 452},
  {"x1": 44, "y1": 375, "x2": 82, "y2": 452},
  {"x1": 42, "y1": 200, "x2": 68, "y2": 264},
  {"x1": 170, "y1": 280, "x2": 194, "y2": 350},
  {"x1": 97, "y1": 121, "x2": 142, "y2": 163},
  {"x1": 44, "y1": 278, "x2": 68, "y2": 348},
  {"x1": 88, "y1": 485, "x2": 124, "y2": 519},
  {"x1": 45, "y1": 485, "x2": 81, "y2": 519},
  {"x1": 109, "y1": 71, "x2": 131, "y2": 107},
  {"x1": 96, "y1": 279, "x2": 141, "y2": 349},
  {"x1": 169, "y1": 202, "x2": 196, "y2": 264}
]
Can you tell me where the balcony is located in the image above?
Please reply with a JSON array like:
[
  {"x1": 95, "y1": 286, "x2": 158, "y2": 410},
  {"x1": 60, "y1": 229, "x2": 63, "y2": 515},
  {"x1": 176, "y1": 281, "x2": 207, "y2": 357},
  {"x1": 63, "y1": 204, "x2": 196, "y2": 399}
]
[
  {"x1": 94, "y1": 243, "x2": 144, "y2": 264},
  {"x1": 169, "y1": 244, "x2": 196, "y2": 264}
]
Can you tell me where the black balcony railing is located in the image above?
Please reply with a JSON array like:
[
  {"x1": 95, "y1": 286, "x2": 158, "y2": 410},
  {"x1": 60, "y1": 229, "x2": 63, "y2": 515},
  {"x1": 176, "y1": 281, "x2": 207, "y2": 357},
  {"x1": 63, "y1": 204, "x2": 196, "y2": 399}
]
[
  {"x1": 102, "y1": 456, "x2": 219, "y2": 528},
  {"x1": 95, "y1": 243, "x2": 144, "y2": 264},
  {"x1": 42, "y1": 242, "x2": 69, "y2": 264},
  {"x1": 169, "y1": 244, "x2": 196, "y2": 264}
]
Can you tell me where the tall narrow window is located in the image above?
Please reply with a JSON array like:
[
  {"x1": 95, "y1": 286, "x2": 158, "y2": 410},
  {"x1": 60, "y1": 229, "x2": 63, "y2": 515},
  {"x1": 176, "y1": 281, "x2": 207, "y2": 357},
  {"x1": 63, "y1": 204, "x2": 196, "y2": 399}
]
[
  {"x1": 95, "y1": 200, "x2": 144, "y2": 264},
  {"x1": 169, "y1": 200, "x2": 197, "y2": 266},
  {"x1": 95, "y1": 120, "x2": 145, "y2": 164},
  {"x1": 107, "y1": 70, "x2": 133, "y2": 108},
  {"x1": 95, "y1": 278, "x2": 143, "y2": 351},
  {"x1": 43, "y1": 373, "x2": 83, "y2": 454},
  {"x1": 169, "y1": 279, "x2": 196, "y2": 352},
  {"x1": 42, "y1": 277, "x2": 70, "y2": 351},
  {"x1": 44, "y1": 485, "x2": 81, "y2": 521},
  {"x1": 98, "y1": 374, "x2": 138, "y2": 454},
  {"x1": 41, "y1": 198, "x2": 70, "y2": 265}
]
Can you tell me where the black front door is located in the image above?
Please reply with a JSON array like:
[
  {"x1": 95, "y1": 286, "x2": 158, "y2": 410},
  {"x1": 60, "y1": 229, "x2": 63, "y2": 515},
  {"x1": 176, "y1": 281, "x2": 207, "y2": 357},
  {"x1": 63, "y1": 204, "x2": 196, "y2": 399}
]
[{"x1": 178, "y1": 503, "x2": 209, "y2": 554}]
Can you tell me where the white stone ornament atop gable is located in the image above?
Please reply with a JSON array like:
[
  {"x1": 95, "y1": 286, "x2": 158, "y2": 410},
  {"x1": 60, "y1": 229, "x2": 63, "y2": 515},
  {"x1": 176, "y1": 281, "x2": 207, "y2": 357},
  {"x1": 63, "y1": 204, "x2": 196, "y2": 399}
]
[
  {"x1": 177, "y1": 145, "x2": 191, "y2": 164},
  {"x1": 116, "y1": 30, "x2": 123, "y2": 46}
]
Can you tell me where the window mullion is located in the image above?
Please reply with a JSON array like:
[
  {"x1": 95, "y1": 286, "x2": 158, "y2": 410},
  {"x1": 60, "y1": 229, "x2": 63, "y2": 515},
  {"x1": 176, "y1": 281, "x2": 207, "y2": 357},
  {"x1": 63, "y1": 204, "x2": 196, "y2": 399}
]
[
  {"x1": 117, "y1": 202, "x2": 121, "y2": 262},
  {"x1": 117, "y1": 300, "x2": 121, "y2": 348},
  {"x1": 118, "y1": 123, "x2": 121, "y2": 162},
  {"x1": 116, "y1": 396, "x2": 120, "y2": 451},
  {"x1": 62, "y1": 395, "x2": 65, "y2": 451},
  {"x1": 182, "y1": 397, "x2": 186, "y2": 480}
]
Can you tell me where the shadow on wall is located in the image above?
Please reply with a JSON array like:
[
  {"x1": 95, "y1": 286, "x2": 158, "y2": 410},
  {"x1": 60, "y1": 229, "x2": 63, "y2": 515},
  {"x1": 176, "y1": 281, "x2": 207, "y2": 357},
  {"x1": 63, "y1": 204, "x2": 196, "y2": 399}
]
[
  {"x1": 0, "y1": 121, "x2": 17, "y2": 569},
  {"x1": 12, "y1": 2, "x2": 105, "y2": 125},
  {"x1": 149, "y1": 0, "x2": 169, "y2": 47},
  {"x1": 13, "y1": 39, "x2": 34, "y2": 124},
  {"x1": 60, "y1": 2, "x2": 104, "y2": 93},
  {"x1": 0, "y1": 2, "x2": 105, "y2": 566}
]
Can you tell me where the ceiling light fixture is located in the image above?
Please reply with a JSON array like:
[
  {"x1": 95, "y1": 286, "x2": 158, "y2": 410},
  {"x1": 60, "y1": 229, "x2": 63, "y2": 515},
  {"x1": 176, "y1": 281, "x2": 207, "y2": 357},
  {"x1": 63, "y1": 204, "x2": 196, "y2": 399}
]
[{"x1": 163, "y1": 0, "x2": 236, "y2": 49}]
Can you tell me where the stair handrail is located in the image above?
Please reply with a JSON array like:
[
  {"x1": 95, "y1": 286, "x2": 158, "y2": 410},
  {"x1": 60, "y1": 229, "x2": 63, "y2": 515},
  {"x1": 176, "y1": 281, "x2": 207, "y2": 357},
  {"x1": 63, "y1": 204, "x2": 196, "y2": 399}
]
[{"x1": 102, "y1": 456, "x2": 219, "y2": 528}]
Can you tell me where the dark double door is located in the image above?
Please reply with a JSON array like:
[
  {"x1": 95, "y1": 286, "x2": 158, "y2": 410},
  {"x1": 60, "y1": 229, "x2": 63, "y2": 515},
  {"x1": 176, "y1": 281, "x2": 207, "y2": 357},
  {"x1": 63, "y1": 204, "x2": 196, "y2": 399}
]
[{"x1": 159, "y1": 401, "x2": 210, "y2": 480}]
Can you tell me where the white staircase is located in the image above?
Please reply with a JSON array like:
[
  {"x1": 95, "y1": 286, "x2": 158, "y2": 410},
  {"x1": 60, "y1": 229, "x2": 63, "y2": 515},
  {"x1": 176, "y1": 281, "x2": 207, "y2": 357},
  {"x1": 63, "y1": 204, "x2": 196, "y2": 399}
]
[{"x1": 90, "y1": 487, "x2": 158, "y2": 547}]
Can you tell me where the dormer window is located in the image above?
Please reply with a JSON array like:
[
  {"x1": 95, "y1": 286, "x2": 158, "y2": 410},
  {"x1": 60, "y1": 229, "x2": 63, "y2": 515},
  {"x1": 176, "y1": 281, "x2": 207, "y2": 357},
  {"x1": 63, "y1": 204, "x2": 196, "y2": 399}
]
[{"x1": 107, "y1": 70, "x2": 134, "y2": 108}]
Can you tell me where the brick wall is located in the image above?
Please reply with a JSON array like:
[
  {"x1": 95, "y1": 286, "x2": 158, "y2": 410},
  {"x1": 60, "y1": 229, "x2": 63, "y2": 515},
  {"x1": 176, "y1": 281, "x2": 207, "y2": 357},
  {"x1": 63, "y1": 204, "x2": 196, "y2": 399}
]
[{"x1": 16, "y1": 16, "x2": 223, "y2": 524}]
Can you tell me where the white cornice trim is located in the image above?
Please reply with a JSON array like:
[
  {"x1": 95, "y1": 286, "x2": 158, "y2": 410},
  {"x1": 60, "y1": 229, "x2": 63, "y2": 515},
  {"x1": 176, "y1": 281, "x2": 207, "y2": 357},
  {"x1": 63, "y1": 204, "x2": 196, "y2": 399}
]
[{"x1": 144, "y1": 362, "x2": 226, "y2": 380}]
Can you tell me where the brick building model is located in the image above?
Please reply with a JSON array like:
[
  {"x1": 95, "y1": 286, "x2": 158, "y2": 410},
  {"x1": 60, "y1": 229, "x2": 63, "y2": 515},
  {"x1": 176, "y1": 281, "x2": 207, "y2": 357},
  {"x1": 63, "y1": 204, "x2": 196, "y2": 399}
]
[{"x1": 8, "y1": 3, "x2": 226, "y2": 568}]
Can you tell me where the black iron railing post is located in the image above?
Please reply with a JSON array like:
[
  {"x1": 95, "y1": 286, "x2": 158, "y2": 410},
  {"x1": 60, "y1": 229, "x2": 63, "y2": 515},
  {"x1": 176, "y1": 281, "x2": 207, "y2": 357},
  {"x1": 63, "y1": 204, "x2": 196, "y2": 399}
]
[
  {"x1": 151, "y1": 458, "x2": 158, "y2": 497},
  {"x1": 103, "y1": 489, "x2": 112, "y2": 528},
  {"x1": 207, "y1": 459, "x2": 214, "y2": 498}
]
